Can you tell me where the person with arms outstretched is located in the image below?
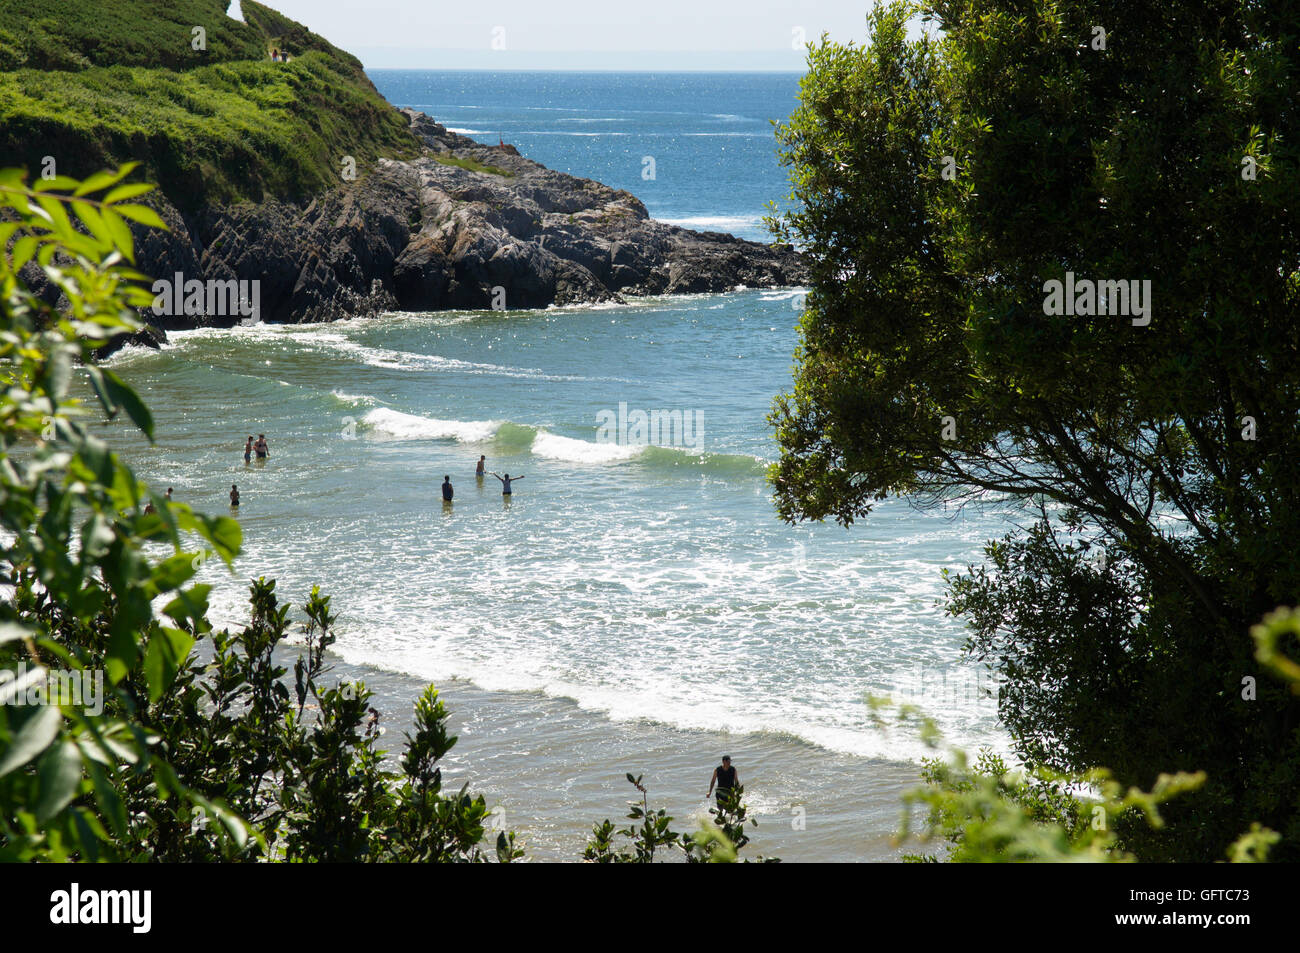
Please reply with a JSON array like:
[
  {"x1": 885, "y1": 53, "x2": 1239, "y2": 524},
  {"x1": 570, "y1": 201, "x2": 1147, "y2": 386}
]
[{"x1": 492, "y1": 472, "x2": 524, "y2": 496}]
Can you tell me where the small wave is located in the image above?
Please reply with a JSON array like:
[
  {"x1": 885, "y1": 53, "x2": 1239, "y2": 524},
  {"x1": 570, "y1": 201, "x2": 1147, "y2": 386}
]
[
  {"x1": 493, "y1": 421, "x2": 541, "y2": 451},
  {"x1": 517, "y1": 131, "x2": 632, "y2": 137},
  {"x1": 661, "y1": 215, "x2": 763, "y2": 232},
  {"x1": 330, "y1": 389, "x2": 384, "y2": 408},
  {"x1": 363, "y1": 407, "x2": 501, "y2": 443},
  {"x1": 639, "y1": 444, "x2": 768, "y2": 475},
  {"x1": 531, "y1": 431, "x2": 642, "y2": 464}
]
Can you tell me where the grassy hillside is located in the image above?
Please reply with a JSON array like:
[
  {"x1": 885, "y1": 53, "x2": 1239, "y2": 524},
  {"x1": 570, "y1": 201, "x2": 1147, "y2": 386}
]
[{"x1": 0, "y1": 0, "x2": 420, "y2": 206}]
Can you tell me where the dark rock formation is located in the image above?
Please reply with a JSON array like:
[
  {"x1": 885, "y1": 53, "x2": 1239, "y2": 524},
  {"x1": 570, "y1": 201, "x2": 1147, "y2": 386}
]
[{"x1": 121, "y1": 109, "x2": 807, "y2": 329}]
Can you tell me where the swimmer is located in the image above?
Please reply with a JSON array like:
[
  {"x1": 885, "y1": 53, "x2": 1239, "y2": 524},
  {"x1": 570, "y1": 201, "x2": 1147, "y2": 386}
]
[
  {"x1": 442, "y1": 475, "x2": 454, "y2": 503},
  {"x1": 476, "y1": 455, "x2": 486, "y2": 478},
  {"x1": 254, "y1": 434, "x2": 269, "y2": 459},
  {"x1": 230, "y1": 484, "x2": 240, "y2": 507},
  {"x1": 491, "y1": 472, "x2": 524, "y2": 496},
  {"x1": 244, "y1": 436, "x2": 253, "y2": 464}
]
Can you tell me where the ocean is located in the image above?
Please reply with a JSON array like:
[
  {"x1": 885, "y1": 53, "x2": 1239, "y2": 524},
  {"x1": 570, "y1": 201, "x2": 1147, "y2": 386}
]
[{"x1": 104, "y1": 71, "x2": 1013, "y2": 861}]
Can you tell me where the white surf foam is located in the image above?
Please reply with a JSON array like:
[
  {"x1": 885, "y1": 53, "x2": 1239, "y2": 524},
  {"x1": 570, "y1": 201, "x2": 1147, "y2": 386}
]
[
  {"x1": 530, "y1": 430, "x2": 642, "y2": 464},
  {"x1": 661, "y1": 215, "x2": 763, "y2": 232},
  {"x1": 363, "y1": 407, "x2": 501, "y2": 443}
]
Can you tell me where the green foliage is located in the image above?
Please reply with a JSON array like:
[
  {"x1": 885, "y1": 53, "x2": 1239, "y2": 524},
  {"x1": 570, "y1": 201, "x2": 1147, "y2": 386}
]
[
  {"x1": 0, "y1": 165, "x2": 509, "y2": 862},
  {"x1": 0, "y1": 1, "x2": 419, "y2": 206},
  {"x1": 901, "y1": 748, "x2": 1204, "y2": 863},
  {"x1": 883, "y1": 605, "x2": 1300, "y2": 862},
  {"x1": 430, "y1": 154, "x2": 515, "y2": 178},
  {"x1": 583, "y1": 773, "x2": 771, "y2": 863},
  {"x1": 0, "y1": 0, "x2": 267, "y2": 71},
  {"x1": 771, "y1": 0, "x2": 1300, "y2": 861}
]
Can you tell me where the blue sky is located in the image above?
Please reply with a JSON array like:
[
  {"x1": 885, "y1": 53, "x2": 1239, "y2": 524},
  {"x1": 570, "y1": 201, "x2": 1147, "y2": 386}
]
[{"x1": 242, "y1": 1, "x2": 886, "y2": 70}]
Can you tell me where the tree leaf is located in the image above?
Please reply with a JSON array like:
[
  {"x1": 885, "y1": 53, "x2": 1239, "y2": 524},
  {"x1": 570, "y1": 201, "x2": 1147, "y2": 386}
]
[
  {"x1": 103, "y1": 183, "x2": 154, "y2": 204},
  {"x1": 112, "y1": 203, "x2": 167, "y2": 230},
  {"x1": 100, "y1": 368, "x2": 154, "y2": 441},
  {"x1": 0, "y1": 705, "x2": 62, "y2": 778},
  {"x1": 35, "y1": 741, "x2": 84, "y2": 822}
]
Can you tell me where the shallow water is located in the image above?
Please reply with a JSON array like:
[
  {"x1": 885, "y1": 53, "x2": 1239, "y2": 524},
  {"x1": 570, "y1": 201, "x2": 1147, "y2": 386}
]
[
  {"x1": 97, "y1": 70, "x2": 1018, "y2": 860},
  {"x1": 100, "y1": 290, "x2": 1012, "y2": 859}
]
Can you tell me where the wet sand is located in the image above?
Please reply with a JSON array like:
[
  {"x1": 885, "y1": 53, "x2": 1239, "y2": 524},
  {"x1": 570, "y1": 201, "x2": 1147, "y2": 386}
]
[{"x1": 329, "y1": 655, "x2": 926, "y2": 862}]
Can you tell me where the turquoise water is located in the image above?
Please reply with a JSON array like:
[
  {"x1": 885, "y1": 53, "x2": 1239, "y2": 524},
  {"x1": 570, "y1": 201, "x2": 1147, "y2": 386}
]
[
  {"x1": 101, "y1": 73, "x2": 1013, "y2": 858},
  {"x1": 108, "y1": 292, "x2": 1007, "y2": 764}
]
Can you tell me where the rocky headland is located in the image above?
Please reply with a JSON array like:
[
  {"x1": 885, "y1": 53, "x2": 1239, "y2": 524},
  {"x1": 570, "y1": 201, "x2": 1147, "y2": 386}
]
[{"x1": 121, "y1": 109, "x2": 805, "y2": 340}]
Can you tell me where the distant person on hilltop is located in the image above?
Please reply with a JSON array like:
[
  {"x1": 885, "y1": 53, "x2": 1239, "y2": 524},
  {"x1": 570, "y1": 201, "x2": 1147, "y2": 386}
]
[
  {"x1": 492, "y1": 472, "x2": 524, "y2": 496},
  {"x1": 442, "y1": 475, "x2": 454, "y2": 503}
]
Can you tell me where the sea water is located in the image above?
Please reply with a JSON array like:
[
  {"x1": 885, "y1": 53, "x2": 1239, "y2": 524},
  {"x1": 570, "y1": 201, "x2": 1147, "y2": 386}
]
[{"x1": 101, "y1": 72, "x2": 1015, "y2": 861}]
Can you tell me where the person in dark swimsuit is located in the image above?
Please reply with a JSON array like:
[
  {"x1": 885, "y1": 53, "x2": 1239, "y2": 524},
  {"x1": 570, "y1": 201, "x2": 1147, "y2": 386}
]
[
  {"x1": 254, "y1": 434, "x2": 269, "y2": 459},
  {"x1": 244, "y1": 436, "x2": 253, "y2": 464},
  {"x1": 707, "y1": 755, "x2": 739, "y2": 806},
  {"x1": 442, "y1": 475, "x2": 454, "y2": 503},
  {"x1": 476, "y1": 455, "x2": 486, "y2": 478},
  {"x1": 230, "y1": 484, "x2": 240, "y2": 507}
]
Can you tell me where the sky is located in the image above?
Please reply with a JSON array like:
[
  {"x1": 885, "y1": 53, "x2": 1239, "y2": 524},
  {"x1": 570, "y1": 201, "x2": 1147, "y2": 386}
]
[{"x1": 243, "y1": 0, "x2": 887, "y2": 70}]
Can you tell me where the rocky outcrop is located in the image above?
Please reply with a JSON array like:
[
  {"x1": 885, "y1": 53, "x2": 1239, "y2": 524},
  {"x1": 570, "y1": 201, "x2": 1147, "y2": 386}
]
[{"x1": 123, "y1": 108, "x2": 807, "y2": 331}]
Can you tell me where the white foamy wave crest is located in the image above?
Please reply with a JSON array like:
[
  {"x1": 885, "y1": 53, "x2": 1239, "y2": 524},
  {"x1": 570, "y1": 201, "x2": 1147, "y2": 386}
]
[
  {"x1": 363, "y1": 407, "x2": 501, "y2": 443},
  {"x1": 530, "y1": 431, "x2": 641, "y2": 464},
  {"x1": 331, "y1": 389, "x2": 383, "y2": 407},
  {"x1": 308, "y1": 334, "x2": 588, "y2": 381},
  {"x1": 758, "y1": 287, "x2": 808, "y2": 302},
  {"x1": 661, "y1": 215, "x2": 762, "y2": 233}
]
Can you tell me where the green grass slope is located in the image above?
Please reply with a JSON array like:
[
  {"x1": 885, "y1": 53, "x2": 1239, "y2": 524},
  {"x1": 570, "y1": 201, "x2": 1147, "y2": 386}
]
[{"x1": 0, "y1": 0, "x2": 420, "y2": 207}]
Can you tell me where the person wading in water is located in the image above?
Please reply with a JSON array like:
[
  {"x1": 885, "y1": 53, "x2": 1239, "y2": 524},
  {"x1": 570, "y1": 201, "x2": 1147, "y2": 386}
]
[{"x1": 707, "y1": 755, "x2": 739, "y2": 807}]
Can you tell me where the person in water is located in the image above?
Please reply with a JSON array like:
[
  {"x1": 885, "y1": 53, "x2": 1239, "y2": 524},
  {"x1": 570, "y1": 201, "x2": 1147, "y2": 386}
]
[
  {"x1": 476, "y1": 455, "x2": 486, "y2": 478},
  {"x1": 442, "y1": 475, "x2": 454, "y2": 502},
  {"x1": 492, "y1": 472, "x2": 524, "y2": 495},
  {"x1": 254, "y1": 434, "x2": 269, "y2": 459},
  {"x1": 230, "y1": 484, "x2": 240, "y2": 507},
  {"x1": 707, "y1": 755, "x2": 739, "y2": 805},
  {"x1": 244, "y1": 436, "x2": 253, "y2": 464},
  {"x1": 165, "y1": 487, "x2": 173, "y2": 502}
]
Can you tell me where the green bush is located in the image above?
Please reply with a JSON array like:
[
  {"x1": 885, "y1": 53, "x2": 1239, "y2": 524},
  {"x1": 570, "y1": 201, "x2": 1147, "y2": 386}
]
[{"x1": 0, "y1": 165, "x2": 512, "y2": 862}]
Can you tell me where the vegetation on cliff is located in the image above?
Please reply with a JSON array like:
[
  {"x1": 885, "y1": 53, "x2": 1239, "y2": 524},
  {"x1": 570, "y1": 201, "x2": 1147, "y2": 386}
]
[{"x1": 0, "y1": 0, "x2": 419, "y2": 207}]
